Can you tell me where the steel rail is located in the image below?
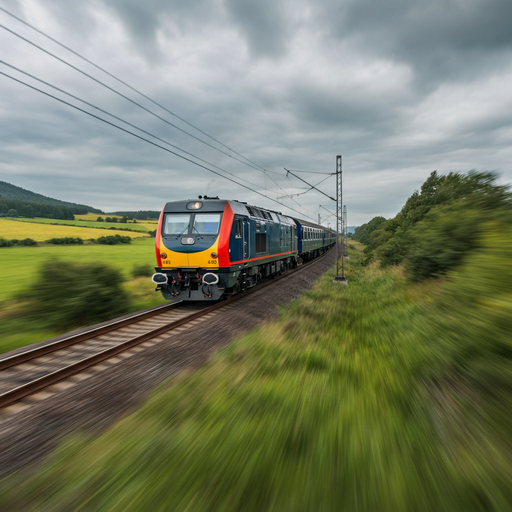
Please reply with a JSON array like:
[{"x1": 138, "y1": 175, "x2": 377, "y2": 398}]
[{"x1": 0, "y1": 301, "x2": 182, "y2": 371}]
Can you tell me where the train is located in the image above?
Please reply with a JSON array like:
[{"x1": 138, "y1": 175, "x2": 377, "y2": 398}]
[{"x1": 151, "y1": 196, "x2": 337, "y2": 301}]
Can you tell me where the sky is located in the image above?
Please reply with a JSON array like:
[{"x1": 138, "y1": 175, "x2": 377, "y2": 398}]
[{"x1": 1, "y1": 0, "x2": 512, "y2": 226}]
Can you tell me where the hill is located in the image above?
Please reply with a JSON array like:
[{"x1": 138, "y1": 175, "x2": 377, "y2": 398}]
[{"x1": 0, "y1": 181, "x2": 102, "y2": 214}]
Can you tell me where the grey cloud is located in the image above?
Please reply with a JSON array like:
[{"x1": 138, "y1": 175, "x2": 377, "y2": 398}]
[
  {"x1": 317, "y1": 0, "x2": 512, "y2": 86},
  {"x1": 223, "y1": 0, "x2": 289, "y2": 58}
]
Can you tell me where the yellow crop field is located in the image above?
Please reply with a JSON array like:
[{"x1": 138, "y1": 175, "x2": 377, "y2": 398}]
[
  {"x1": 0, "y1": 219, "x2": 148, "y2": 241},
  {"x1": 75, "y1": 213, "x2": 123, "y2": 221}
]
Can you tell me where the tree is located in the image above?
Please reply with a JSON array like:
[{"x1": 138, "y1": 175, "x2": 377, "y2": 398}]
[{"x1": 6, "y1": 208, "x2": 17, "y2": 217}]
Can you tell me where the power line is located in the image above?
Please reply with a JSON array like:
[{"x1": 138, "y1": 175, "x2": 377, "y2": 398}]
[
  {"x1": 284, "y1": 168, "x2": 335, "y2": 201},
  {"x1": 0, "y1": 8, "x2": 311, "y2": 214},
  {"x1": 0, "y1": 69, "x2": 319, "y2": 221},
  {"x1": 0, "y1": 22, "x2": 315, "y2": 218},
  {"x1": 0, "y1": 59, "x2": 267, "y2": 195},
  {"x1": 0, "y1": 6, "x2": 268, "y2": 175}
]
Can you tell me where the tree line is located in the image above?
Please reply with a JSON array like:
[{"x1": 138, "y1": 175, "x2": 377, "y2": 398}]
[
  {"x1": 0, "y1": 197, "x2": 75, "y2": 220},
  {"x1": 353, "y1": 170, "x2": 512, "y2": 279}
]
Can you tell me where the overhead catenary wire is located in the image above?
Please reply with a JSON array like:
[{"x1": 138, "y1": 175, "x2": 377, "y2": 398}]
[
  {"x1": 0, "y1": 59, "x2": 269, "y2": 196},
  {"x1": 0, "y1": 10, "x2": 313, "y2": 216},
  {"x1": 0, "y1": 70, "x2": 319, "y2": 221},
  {"x1": 0, "y1": 6, "x2": 275, "y2": 177}
]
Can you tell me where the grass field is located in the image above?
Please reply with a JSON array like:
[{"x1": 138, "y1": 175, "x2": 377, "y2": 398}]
[
  {"x1": 0, "y1": 237, "x2": 157, "y2": 302},
  {"x1": 2, "y1": 239, "x2": 510, "y2": 510},
  {"x1": 0, "y1": 218, "x2": 149, "y2": 241},
  {"x1": 13, "y1": 217, "x2": 150, "y2": 232}
]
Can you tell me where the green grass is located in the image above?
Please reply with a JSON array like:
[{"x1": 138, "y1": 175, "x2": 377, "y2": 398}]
[
  {"x1": 12, "y1": 217, "x2": 150, "y2": 232},
  {"x1": 0, "y1": 237, "x2": 157, "y2": 303},
  {"x1": 1, "y1": 238, "x2": 511, "y2": 511}
]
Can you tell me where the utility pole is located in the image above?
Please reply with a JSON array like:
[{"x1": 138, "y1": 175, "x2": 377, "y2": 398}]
[
  {"x1": 343, "y1": 205, "x2": 348, "y2": 257},
  {"x1": 334, "y1": 155, "x2": 347, "y2": 283}
]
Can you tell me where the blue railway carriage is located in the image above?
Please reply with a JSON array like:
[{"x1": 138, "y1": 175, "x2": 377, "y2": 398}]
[
  {"x1": 294, "y1": 218, "x2": 337, "y2": 261},
  {"x1": 152, "y1": 197, "x2": 337, "y2": 301}
]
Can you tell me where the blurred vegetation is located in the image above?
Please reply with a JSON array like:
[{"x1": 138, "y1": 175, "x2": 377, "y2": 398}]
[
  {"x1": 1, "y1": 239, "x2": 511, "y2": 511},
  {"x1": 0, "y1": 238, "x2": 166, "y2": 353},
  {"x1": 353, "y1": 170, "x2": 512, "y2": 278},
  {"x1": 30, "y1": 260, "x2": 131, "y2": 330},
  {"x1": 132, "y1": 263, "x2": 154, "y2": 278}
]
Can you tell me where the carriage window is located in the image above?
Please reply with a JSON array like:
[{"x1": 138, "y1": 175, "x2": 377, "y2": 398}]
[
  {"x1": 235, "y1": 219, "x2": 242, "y2": 238},
  {"x1": 163, "y1": 214, "x2": 191, "y2": 235},
  {"x1": 193, "y1": 214, "x2": 221, "y2": 234}
]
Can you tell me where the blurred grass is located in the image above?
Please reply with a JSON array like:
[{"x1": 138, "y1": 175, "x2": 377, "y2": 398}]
[{"x1": 1, "y1": 236, "x2": 511, "y2": 511}]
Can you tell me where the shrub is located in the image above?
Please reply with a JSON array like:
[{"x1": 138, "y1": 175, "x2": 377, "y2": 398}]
[
  {"x1": 17, "y1": 238, "x2": 37, "y2": 246},
  {"x1": 6, "y1": 209, "x2": 17, "y2": 217},
  {"x1": 132, "y1": 263, "x2": 154, "y2": 278},
  {"x1": 46, "y1": 237, "x2": 84, "y2": 245},
  {"x1": 97, "y1": 216, "x2": 104, "y2": 222},
  {"x1": 32, "y1": 259, "x2": 131, "y2": 329},
  {"x1": 0, "y1": 237, "x2": 13, "y2": 247},
  {"x1": 96, "y1": 235, "x2": 131, "y2": 245}
]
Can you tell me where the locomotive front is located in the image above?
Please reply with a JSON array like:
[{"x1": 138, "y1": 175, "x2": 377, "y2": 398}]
[{"x1": 152, "y1": 198, "x2": 235, "y2": 300}]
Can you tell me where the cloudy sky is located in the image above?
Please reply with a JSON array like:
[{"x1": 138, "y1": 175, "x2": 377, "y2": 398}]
[{"x1": 1, "y1": 0, "x2": 512, "y2": 225}]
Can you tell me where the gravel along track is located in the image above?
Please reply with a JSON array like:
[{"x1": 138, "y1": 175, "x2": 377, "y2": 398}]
[{"x1": 0, "y1": 248, "x2": 337, "y2": 476}]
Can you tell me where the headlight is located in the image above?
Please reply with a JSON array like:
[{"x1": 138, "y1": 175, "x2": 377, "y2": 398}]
[{"x1": 181, "y1": 237, "x2": 195, "y2": 245}]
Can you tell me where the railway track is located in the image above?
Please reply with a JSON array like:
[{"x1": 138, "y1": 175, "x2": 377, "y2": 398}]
[{"x1": 0, "y1": 249, "x2": 334, "y2": 412}]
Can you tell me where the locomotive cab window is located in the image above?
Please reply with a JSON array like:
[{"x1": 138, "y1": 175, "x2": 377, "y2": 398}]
[
  {"x1": 163, "y1": 214, "x2": 191, "y2": 235},
  {"x1": 193, "y1": 214, "x2": 221, "y2": 234}
]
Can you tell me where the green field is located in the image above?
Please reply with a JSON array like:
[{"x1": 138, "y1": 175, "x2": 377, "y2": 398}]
[
  {"x1": 0, "y1": 237, "x2": 158, "y2": 303},
  {"x1": 13, "y1": 217, "x2": 150, "y2": 232}
]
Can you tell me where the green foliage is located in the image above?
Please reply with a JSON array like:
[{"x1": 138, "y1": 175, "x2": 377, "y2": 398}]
[
  {"x1": 131, "y1": 263, "x2": 154, "y2": 278},
  {"x1": 30, "y1": 259, "x2": 131, "y2": 329},
  {"x1": 96, "y1": 234, "x2": 131, "y2": 245},
  {"x1": 353, "y1": 215, "x2": 387, "y2": 244},
  {"x1": 112, "y1": 210, "x2": 160, "y2": 220},
  {"x1": 3, "y1": 244, "x2": 512, "y2": 510},
  {"x1": 358, "y1": 170, "x2": 512, "y2": 277},
  {"x1": 96, "y1": 216, "x2": 104, "y2": 222},
  {"x1": 46, "y1": 237, "x2": 84, "y2": 245},
  {"x1": 0, "y1": 237, "x2": 37, "y2": 247},
  {"x1": 0, "y1": 198, "x2": 74, "y2": 220}
]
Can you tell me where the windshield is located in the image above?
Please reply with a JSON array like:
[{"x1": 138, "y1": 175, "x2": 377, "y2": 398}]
[
  {"x1": 192, "y1": 213, "x2": 221, "y2": 234},
  {"x1": 163, "y1": 214, "x2": 191, "y2": 235}
]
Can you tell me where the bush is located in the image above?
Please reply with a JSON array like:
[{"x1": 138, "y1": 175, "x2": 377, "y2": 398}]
[
  {"x1": 46, "y1": 237, "x2": 84, "y2": 245},
  {"x1": 96, "y1": 235, "x2": 131, "y2": 245},
  {"x1": 32, "y1": 260, "x2": 131, "y2": 329},
  {"x1": 0, "y1": 237, "x2": 37, "y2": 247},
  {"x1": 132, "y1": 263, "x2": 154, "y2": 278},
  {"x1": 17, "y1": 238, "x2": 37, "y2": 246},
  {"x1": 97, "y1": 216, "x2": 104, "y2": 222},
  {"x1": 6, "y1": 209, "x2": 17, "y2": 217}
]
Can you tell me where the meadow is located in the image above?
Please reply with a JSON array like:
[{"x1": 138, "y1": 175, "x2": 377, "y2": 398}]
[
  {"x1": 1, "y1": 238, "x2": 510, "y2": 510},
  {"x1": 0, "y1": 218, "x2": 149, "y2": 241},
  {"x1": 0, "y1": 237, "x2": 158, "y2": 302}
]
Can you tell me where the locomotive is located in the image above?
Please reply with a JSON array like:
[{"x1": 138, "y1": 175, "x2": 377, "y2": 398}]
[{"x1": 151, "y1": 197, "x2": 336, "y2": 301}]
